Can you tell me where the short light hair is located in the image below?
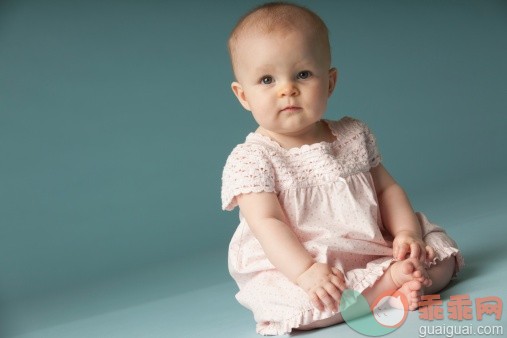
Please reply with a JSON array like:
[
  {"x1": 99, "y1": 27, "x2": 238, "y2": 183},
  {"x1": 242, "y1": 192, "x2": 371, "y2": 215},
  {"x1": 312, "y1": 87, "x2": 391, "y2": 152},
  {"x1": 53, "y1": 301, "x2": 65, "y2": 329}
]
[{"x1": 228, "y1": 2, "x2": 331, "y2": 77}]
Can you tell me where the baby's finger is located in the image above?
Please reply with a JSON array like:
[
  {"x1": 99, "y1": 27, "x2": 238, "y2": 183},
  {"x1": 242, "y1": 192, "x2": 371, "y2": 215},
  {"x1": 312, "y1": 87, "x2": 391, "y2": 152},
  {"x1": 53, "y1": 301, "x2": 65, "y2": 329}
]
[
  {"x1": 420, "y1": 249, "x2": 427, "y2": 262},
  {"x1": 330, "y1": 274, "x2": 345, "y2": 292},
  {"x1": 324, "y1": 283, "x2": 342, "y2": 305},
  {"x1": 331, "y1": 268, "x2": 345, "y2": 290},
  {"x1": 331, "y1": 267, "x2": 344, "y2": 279},
  {"x1": 409, "y1": 243, "x2": 421, "y2": 260},
  {"x1": 397, "y1": 243, "x2": 409, "y2": 260},
  {"x1": 331, "y1": 276, "x2": 347, "y2": 293},
  {"x1": 316, "y1": 288, "x2": 335, "y2": 312},
  {"x1": 425, "y1": 245, "x2": 435, "y2": 262},
  {"x1": 310, "y1": 292, "x2": 325, "y2": 312}
]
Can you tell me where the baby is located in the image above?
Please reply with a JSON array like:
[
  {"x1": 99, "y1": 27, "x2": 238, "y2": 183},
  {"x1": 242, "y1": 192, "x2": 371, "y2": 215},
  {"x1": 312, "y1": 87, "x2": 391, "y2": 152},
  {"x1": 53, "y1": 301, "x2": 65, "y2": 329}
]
[{"x1": 221, "y1": 2, "x2": 464, "y2": 335}]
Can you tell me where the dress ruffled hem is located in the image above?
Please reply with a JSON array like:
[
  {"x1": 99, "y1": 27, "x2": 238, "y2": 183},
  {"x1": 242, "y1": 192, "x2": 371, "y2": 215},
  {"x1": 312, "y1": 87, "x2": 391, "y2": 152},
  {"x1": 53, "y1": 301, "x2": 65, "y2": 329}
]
[
  {"x1": 256, "y1": 307, "x2": 336, "y2": 336},
  {"x1": 346, "y1": 258, "x2": 394, "y2": 293},
  {"x1": 424, "y1": 229, "x2": 465, "y2": 275}
]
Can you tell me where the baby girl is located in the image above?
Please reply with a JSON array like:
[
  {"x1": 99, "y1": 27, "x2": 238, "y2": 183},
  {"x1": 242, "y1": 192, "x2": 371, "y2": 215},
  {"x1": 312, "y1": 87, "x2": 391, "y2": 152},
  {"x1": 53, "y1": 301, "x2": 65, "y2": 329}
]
[{"x1": 221, "y1": 2, "x2": 464, "y2": 335}]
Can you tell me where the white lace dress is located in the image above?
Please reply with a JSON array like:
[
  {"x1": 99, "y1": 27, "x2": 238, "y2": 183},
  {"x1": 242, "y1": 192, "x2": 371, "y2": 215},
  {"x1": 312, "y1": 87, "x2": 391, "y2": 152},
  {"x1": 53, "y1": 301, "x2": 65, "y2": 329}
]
[{"x1": 221, "y1": 117, "x2": 464, "y2": 335}]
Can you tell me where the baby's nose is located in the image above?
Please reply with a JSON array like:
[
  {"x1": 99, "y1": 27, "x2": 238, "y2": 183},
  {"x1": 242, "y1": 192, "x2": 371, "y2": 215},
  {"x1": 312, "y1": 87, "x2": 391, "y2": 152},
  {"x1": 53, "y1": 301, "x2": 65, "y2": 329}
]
[{"x1": 278, "y1": 82, "x2": 299, "y2": 97}]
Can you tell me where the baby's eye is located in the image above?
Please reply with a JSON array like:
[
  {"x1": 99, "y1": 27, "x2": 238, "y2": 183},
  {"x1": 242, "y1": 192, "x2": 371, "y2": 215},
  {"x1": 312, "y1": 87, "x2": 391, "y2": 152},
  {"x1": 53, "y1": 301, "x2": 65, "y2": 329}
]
[
  {"x1": 297, "y1": 71, "x2": 312, "y2": 79},
  {"x1": 260, "y1": 76, "x2": 273, "y2": 85}
]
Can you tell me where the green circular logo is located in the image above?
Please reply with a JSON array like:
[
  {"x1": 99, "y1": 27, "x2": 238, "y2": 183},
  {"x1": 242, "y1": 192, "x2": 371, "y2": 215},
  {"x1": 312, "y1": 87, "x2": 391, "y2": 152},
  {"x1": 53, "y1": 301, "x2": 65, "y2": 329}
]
[{"x1": 340, "y1": 289, "x2": 408, "y2": 336}]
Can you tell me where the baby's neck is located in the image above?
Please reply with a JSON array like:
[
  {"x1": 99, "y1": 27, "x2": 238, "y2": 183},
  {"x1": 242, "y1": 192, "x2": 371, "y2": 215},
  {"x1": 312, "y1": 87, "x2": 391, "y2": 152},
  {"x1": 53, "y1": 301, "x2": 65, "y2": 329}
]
[{"x1": 256, "y1": 120, "x2": 335, "y2": 149}]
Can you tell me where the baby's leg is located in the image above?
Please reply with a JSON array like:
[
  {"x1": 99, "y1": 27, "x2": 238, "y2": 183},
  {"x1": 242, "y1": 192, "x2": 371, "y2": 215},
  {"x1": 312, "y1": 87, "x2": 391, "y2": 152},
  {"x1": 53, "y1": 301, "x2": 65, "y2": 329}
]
[{"x1": 424, "y1": 256, "x2": 456, "y2": 294}]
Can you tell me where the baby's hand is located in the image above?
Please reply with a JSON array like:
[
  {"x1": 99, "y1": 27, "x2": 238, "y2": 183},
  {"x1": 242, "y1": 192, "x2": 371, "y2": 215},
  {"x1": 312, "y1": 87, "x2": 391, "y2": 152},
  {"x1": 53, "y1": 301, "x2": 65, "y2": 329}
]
[
  {"x1": 296, "y1": 262, "x2": 345, "y2": 313},
  {"x1": 393, "y1": 230, "x2": 435, "y2": 263}
]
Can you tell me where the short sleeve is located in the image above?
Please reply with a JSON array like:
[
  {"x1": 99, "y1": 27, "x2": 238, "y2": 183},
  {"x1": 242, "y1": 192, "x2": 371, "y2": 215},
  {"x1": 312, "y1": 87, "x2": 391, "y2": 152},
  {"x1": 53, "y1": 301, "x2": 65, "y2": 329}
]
[
  {"x1": 221, "y1": 144, "x2": 276, "y2": 211},
  {"x1": 334, "y1": 117, "x2": 382, "y2": 170},
  {"x1": 358, "y1": 119, "x2": 382, "y2": 168}
]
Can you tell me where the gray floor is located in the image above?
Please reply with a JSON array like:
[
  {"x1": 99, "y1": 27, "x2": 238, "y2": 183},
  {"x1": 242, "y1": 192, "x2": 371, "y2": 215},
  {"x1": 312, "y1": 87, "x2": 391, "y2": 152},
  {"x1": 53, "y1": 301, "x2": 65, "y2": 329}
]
[{"x1": 3, "y1": 175, "x2": 506, "y2": 338}]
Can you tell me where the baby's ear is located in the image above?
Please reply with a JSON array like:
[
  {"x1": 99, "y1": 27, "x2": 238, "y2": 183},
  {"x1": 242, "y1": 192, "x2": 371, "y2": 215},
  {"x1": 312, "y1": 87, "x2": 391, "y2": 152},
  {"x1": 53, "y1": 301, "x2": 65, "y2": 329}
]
[
  {"x1": 231, "y1": 82, "x2": 251, "y2": 111},
  {"x1": 328, "y1": 68, "x2": 338, "y2": 96}
]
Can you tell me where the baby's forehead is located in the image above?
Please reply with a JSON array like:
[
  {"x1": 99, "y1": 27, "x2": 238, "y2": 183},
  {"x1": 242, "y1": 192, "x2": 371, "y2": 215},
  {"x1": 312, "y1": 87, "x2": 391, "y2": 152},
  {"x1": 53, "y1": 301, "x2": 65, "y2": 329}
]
[
  {"x1": 230, "y1": 5, "x2": 328, "y2": 46},
  {"x1": 238, "y1": 26, "x2": 301, "y2": 45},
  {"x1": 232, "y1": 25, "x2": 329, "y2": 61},
  {"x1": 237, "y1": 14, "x2": 322, "y2": 40},
  {"x1": 229, "y1": 4, "x2": 331, "y2": 76},
  {"x1": 231, "y1": 23, "x2": 325, "y2": 57}
]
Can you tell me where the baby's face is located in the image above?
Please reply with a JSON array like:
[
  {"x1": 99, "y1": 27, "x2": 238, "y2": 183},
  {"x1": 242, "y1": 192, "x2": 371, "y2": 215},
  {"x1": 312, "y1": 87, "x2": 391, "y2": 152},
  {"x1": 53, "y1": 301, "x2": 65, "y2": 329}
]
[{"x1": 231, "y1": 30, "x2": 336, "y2": 138}]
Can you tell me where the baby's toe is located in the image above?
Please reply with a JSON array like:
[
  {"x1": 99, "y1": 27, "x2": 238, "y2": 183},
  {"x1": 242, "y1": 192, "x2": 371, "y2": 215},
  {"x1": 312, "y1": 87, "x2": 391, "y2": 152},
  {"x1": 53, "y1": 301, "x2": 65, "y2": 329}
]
[
  {"x1": 408, "y1": 300, "x2": 420, "y2": 311},
  {"x1": 406, "y1": 279, "x2": 423, "y2": 292}
]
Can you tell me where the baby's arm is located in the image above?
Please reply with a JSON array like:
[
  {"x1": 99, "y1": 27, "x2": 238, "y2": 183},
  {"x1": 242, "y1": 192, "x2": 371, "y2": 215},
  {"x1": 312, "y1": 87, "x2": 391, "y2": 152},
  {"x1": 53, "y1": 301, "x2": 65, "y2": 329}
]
[
  {"x1": 237, "y1": 192, "x2": 344, "y2": 312},
  {"x1": 371, "y1": 164, "x2": 435, "y2": 262}
]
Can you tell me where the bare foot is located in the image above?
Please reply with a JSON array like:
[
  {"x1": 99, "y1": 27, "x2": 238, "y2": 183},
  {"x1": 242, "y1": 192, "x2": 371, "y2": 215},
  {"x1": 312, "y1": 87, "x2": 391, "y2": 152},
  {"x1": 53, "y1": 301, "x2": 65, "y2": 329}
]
[{"x1": 389, "y1": 258, "x2": 432, "y2": 310}]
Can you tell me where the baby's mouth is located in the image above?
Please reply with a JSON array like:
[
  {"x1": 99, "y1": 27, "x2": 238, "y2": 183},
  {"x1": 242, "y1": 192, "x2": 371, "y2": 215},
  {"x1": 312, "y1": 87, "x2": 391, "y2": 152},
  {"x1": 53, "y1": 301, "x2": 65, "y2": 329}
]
[{"x1": 280, "y1": 106, "x2": 302, "y2": 113}]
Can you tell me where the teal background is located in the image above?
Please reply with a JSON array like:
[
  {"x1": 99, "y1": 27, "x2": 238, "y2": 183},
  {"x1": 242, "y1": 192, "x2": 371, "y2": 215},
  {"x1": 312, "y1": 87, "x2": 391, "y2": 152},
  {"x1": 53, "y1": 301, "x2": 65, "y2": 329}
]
[{"x1": 1, "y1": 1, "x2": 506, "y2": 337}]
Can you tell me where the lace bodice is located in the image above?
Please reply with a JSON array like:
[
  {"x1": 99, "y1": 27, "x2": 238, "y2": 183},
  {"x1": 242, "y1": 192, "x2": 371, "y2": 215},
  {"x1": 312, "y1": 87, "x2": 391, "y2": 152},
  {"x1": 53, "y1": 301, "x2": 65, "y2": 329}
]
[{"x1": 221, "y1": 117, "x2": 381, "y2": 211}]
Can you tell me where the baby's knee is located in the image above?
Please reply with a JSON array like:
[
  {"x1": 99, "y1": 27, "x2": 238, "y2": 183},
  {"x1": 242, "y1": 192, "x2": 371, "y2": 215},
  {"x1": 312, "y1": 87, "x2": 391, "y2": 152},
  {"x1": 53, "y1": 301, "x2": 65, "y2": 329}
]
[
  {"x1": 435, "y1": 256, "x2": 456, "y2": 277},
  {"x1": 426, "y1": 257, "x2": 456, "y2": 293}
]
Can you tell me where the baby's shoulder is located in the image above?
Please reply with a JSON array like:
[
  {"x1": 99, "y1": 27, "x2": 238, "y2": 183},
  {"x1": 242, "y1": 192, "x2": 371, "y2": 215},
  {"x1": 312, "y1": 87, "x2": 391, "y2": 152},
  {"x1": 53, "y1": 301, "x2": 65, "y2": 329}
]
[
  {"x1": 327, "y1": 116, "x2": 371, "y2": 136},
  {"x1": 224, "y1": 137, "x2": 275, "y2": 171},
  {"x1": 227, "y1": 138, "x2": 271, "y2": 160}
]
